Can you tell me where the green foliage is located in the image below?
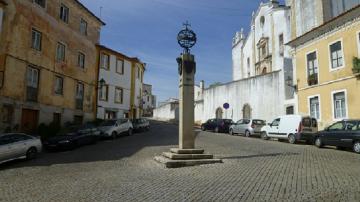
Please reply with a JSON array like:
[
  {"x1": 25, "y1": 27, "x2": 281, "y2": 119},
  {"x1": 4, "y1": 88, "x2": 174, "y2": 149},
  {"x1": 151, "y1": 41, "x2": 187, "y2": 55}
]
[{"x1": 353, "y1": 57, "x2": 360, "y2": 73}]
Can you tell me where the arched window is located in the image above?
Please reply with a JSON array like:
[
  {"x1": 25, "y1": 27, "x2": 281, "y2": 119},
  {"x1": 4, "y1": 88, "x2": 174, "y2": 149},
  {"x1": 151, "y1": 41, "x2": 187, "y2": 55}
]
[
  {"x1": 242, "y1": 104, "x2": 252, "y2": 119},
  {"x1": 260, "y1": 16, "x2": 265, "y2": 27}
]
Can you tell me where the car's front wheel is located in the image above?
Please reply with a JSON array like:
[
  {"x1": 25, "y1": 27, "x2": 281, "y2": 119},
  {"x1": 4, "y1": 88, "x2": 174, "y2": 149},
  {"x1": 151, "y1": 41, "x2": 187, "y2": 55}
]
[
  {"x1": 288, "y1": 134, "x2": 296, "y2": 144},
  {"x1": 128, "y1": 128, "x2": 133, "y2": 136},
  {"x1": 315, "y1": 137, "x2": 323, "y2": 148},
  {"x1": 229, "y1": 129, "x2": 234, "y2": 135},
  {"x1": 353, "y1": 141, "x2": 360, "y2": 154},
  {"x1": 26, "y1": 147, "x2": 37, "y2": 160},
  {"x1": 245, "y1": 130, "x2": 251, "y2": 137}
]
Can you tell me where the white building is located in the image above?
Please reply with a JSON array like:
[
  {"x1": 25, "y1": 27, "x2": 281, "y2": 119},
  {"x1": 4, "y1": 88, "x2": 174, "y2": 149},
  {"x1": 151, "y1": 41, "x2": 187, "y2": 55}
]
[
  {"x1": 196, "y1": 0, "x2": 296, "y2": 124},
  {"x1": 97, "y1": 45, "x2": 132, "y2": 119},
  {"x1": 142, "y1": 83, "x2": 157, "y2": 117},
  {"x1": 153, "y1": 98, "x2": 179, "y2": 121}
]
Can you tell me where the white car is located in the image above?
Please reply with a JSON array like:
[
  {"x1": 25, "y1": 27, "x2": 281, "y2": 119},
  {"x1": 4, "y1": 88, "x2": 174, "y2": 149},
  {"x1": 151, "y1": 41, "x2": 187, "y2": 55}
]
[
  {"x1": 0, "y1": 133, "x2": 42, "y2": 164},
  {"x1": 260, "y1": 115, "x2": 318, "y2": 144},
  {"x1": 98, "y1": 119, "x2": 133, "y2": 139}
]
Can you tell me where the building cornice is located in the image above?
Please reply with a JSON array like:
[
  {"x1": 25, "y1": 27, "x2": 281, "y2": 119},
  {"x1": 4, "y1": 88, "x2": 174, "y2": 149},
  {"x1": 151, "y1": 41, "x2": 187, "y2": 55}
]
[
  {"x1": 287, "y1": 5, "x2": 360, "y2": 48},
  {"x1": 74, "y1": 0, "x2": 105, "y2": 25}
]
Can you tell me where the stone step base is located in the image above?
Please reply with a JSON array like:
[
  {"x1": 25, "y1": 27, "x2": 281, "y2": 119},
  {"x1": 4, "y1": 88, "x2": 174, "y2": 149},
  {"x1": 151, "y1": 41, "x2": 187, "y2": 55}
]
[
  {"x1": 154, "y1": 156, "x2": 222, "y2": 168},
  {"x1": 170, "y1": 148, "x2": 205, "y2": 154},
  {"x1": 162, "y1": 152, "x2": 214, "y2": 160}
]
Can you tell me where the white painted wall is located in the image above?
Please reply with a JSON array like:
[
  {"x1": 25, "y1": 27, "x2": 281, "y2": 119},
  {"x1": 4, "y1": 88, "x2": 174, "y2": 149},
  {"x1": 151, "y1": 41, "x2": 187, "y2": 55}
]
[
  {"x1": 201, "y1": 71, "x2": 285, "y2": 124},
  {"x1": 153, "y1": 102, "x2": 179, "y2": 121},
  {"x1": 134, "y1": 64, "x2": 143, "y2": 108},
  {"x1": 97, "y1": 55, "x2": 131, "y2": 119}
]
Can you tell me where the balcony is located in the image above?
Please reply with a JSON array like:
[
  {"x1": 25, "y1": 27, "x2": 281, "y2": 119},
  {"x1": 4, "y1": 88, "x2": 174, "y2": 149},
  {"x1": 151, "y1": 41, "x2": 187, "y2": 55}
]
[
  {"x1": 26, "y1": 87, "x2": 38, "y2": 102},
  {"x1": 352, "y1": 57, "x2": 360, "y2": 75},
  {"x1": 307, "y1": 73, "x2": 318, "y2": 86}
]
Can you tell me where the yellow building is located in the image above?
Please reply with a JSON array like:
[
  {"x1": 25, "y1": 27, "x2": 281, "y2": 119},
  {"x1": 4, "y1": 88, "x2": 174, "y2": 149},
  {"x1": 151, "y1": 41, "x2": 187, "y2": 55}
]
[
  {"x1": 0, "y1": 0, "x2": 105, "y2": 133},
  {"x1": 130, "y1": 58, "x2": 146, "y2": 119},
  {"x1": 288, "y1": 5, "x2": 360, "y2": 129}
]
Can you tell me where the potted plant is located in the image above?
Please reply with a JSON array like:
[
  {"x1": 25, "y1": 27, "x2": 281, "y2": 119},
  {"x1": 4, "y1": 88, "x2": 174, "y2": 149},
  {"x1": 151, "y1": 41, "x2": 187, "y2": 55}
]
[
  {"x1": 352, "y1": 57, "x2": 360, "y2": 74},
  {"x1": 307, "y1": 73, "x2": 318, "y2": 85}
]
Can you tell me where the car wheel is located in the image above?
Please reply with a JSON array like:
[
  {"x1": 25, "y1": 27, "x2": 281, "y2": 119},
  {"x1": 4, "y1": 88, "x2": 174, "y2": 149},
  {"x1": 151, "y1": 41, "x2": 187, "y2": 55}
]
[
  {"x1": 214, "y1": 127, "x2": 219, "y2": 133},
  {"x1": 288, "y1": 134, "x2": 296, "y2": 144},
  {"x1": 111, "y1": 131, "x2": 117, "y2": 140},
  {"x1": 245, "y1": 130, "x2": 251, "y2": 137},
  {"x1": 201, "y1": 125, "x2": 205, "y2": 131},
  {"x1": 229, "y1": 129, "x2": 234, "y2": 135},
  {"x1": 128, "y1": 128, "x2": 133, "y2": 136},
  {"x1": 353, "y1": 141, "x2": 360, "y2": 154},
  {"x1": 315, "y1": 137, "x2": 323, "y2": 148},
  {"x1": 261, "y1": 132, "x2": 268, "y2": 140},
  {"x1": 26, "y1": 147, "x2": 37, "y2": 160}
]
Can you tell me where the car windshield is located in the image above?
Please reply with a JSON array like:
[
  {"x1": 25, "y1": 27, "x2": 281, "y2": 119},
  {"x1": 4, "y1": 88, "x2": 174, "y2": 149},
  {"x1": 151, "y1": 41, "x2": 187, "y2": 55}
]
[
  {"x1": 223, "y1": 119, "x2": 233, "y2": 124},
  {"x1": 99, "y1": 120, "x2": 117, "y2": 127}
]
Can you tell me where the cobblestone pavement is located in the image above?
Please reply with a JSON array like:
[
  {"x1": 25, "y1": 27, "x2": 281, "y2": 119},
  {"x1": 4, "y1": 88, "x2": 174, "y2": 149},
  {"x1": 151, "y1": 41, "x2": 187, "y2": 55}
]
[{"x1": 1, "y1": 121, "x2": 360, "y2": 202}]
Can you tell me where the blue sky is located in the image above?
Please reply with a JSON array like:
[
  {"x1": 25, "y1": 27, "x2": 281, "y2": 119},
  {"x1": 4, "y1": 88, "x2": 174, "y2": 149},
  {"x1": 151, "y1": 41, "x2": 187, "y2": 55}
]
[{"x1": 80, "y1": 0, "x2": 285, "y2": 103}]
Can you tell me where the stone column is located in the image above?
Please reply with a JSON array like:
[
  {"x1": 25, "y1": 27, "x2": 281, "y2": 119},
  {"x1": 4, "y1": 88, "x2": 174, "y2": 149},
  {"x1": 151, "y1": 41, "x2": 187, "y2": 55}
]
[{"x1": 178, "y1": 53, "x2": 195, "y2": 149}]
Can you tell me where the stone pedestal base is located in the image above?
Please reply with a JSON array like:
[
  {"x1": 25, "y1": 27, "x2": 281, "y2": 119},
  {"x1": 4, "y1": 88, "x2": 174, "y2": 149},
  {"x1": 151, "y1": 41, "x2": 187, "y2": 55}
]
[{"x1": 154, "y1": 148, "x2": 222, "y2": 168}]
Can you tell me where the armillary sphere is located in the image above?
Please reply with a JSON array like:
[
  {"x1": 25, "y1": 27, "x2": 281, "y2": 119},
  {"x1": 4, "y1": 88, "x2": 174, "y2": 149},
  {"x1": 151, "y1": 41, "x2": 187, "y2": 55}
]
[{"x1": 177, "y1": 21, "x2": 197, "y2": 53}]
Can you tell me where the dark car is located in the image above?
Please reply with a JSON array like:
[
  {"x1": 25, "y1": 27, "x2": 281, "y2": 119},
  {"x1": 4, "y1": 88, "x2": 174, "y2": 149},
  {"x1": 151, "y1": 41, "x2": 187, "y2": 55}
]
[
  {"x1": 201, "y1": 119, "x2": 234, "y2": 133},
  {"x1": 43, "y1": 123, "x2": 100, "y2": 151},
  {"x1": 131, "y1": 118, "x2": 150, "y2": 132},
  {"x1": 314, "y1": 120, "x2": 360, "y2": 154}
]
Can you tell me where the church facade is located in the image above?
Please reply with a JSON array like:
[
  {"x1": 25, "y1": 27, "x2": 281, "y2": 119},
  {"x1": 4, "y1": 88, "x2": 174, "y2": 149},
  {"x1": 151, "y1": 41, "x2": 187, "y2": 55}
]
[{"x1": 195, "y1": 1, "x2": 296, "y2": 123}]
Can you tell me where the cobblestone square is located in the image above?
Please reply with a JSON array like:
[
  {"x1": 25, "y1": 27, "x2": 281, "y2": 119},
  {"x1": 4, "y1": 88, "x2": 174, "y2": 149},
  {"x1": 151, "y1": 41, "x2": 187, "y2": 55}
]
[{"x1": 1, "y1": 121, "x2": 360, "y2": 202}]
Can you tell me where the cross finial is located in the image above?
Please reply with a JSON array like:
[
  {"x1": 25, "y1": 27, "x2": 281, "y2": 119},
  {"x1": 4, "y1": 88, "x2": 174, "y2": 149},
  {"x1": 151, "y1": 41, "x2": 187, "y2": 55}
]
[{"x1": 183, "y1": 21, "x2": 191, "y2": 29}]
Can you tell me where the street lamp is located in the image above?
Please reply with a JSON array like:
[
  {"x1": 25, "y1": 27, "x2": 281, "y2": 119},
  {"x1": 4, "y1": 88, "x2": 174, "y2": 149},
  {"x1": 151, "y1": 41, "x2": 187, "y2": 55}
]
[
  {"x1": 98, "y1": 78, "x2": 106, "y2": 89},
  {"x1": 286, "y1": 76, "x2": 297, "y2": 92}
]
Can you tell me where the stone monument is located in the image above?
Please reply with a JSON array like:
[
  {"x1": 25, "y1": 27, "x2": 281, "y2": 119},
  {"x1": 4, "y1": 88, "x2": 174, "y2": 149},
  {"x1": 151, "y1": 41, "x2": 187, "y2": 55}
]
[{"x1": 154, "y1": 22, "x2": 222, "y2": 168}]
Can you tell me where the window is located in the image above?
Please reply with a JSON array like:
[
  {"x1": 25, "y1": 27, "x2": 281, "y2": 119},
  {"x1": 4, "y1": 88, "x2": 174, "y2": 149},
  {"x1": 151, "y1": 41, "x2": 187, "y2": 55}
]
[
  {"x1": 328, "y1": 122, "x2": 344, "y2": 131},
  {"x1": 34, "y1": 0, "x2": 46, "y2": 8},
  {"x1": 80, "y1": 18, "x2": 87, "y2": 35},
  {"x1": 345, "y1": 121, "x2": 358, "y2": 131},
  {"x1": 147, "y1": 96, "x2": 150, "y2": 102},
  {"x1": 31, "y1": 29, "x2": 42, "y2": 51},
  {"x1": 26, "y1": 67, "x2": 39, "y2": 101},
  {"x1": 307, "y1": 51, "x2": 318, "y2": 85},
  {"x1": 333, "y1": 91, "x2": 347, "y2": 119},
  {"x1": 54, "y1": 76, "x2": 63, "y2": 95},
  {"x1": 101, "y1": 53, "x2": 110, "y2": 70},
  {"x1": 116, "y1": 59, "x2": 124, "y2": 74},
  {"x1": 115, "y1": 87, "x2": 123, "y2": 104},
  {"x1": 137, "y1": 67, "x2": 140, "y2": 79},
  {"x1": 286, "y1": 106, "x2": 294, "y2": 115},
  {"x1": 60, "y1": 4, "x2": 69, "y2": 23},
  {"x1": 78, "y1": 52, "x2": 85, "y2": 68},
  {"x1": 309, "y1": 96, "x2": 320, "y2": 119},
  {"x1": 271, "y1": 118, "x2": 280, "y2": 127},
  {"x1": 279, "y1": 34, "x2": 284, "y2": 56},
  {"x1": 75, "y1": 83, "x2": 84, "y2": 110},
  {"x1": 99, "y1": 85, "x2": 108, "y2": 101},
  {"x1": 260, "y1": 16, "x2": 265, "y2": 27},
  {"x1": 329, "y1": 41, "x2": 343, "y2": 69},
  {"x1": 56, "y1": 42, "x2": 65, "y2": 62},
  {"x1": 1, "y1": 105, "x2": 13, "y2": 124}
]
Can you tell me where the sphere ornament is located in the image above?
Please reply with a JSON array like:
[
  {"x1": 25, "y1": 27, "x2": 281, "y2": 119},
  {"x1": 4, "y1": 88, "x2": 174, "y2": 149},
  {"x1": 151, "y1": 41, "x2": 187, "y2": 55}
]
[{"x1": 177, "y1": 22, "x2": 197, "y2": 53}]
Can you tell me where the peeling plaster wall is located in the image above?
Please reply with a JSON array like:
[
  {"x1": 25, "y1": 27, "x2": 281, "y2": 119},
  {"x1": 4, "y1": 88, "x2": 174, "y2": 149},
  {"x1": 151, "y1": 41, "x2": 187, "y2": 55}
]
[{"x1": 201, "y1": 71, "x2": 284, "y2": 124}]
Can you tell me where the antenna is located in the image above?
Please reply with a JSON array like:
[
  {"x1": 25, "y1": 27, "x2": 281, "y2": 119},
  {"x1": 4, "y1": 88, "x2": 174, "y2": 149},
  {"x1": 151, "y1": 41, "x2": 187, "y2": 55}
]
[{"x1": 100, "y1": 6, "x2": 103, "y2": 19}]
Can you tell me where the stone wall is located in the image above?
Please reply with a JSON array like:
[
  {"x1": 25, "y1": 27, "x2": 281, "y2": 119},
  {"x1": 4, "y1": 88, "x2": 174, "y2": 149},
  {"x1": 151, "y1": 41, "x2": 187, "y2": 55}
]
[{"x1": 153, "y1": 102, "x2": 179, "y2": 122}]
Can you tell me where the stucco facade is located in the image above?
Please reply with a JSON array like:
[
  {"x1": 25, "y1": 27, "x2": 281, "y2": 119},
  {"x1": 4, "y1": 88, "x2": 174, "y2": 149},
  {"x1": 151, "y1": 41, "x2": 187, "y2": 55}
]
[
  {"x1": 96, "y1": 45, "x2": 132, "y2": 120},
  {"x1": 130, "y1": 59, "x2": 145, "y2": 118},
  {"x1": 0, "y1": 0, "x2": 104, "y2": 133},
  {"x1": 288, "y1": 5, "x2": 360, "y2": 129},
  {"x1": 142, "y1": 83, "x2": 156, "y2": 117}
]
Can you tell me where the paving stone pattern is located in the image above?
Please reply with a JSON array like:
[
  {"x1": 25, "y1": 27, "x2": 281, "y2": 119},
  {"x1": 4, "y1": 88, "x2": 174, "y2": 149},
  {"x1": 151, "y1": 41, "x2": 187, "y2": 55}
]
[{"x1": 0, "y1": 121, "x2": 360, "y2": 202}]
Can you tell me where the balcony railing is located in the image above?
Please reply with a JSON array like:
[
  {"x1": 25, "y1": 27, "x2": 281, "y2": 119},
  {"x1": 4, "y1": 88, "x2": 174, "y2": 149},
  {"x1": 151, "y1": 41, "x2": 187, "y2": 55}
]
[{"x1": 307, "y1": 73, "x2": 318, "y2": 86}]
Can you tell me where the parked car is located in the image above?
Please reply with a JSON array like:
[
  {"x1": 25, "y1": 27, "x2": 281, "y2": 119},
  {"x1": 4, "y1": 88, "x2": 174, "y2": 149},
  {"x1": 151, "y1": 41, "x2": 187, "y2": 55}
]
[
  {"x1": 201, "y1": 119, "x2": 234, "y2": 133},
  {"x1": 260, "y1": 115, "x2": 318, "y2": 144},
  {"x1": 0, "y1": 133, "x2": 42, "y2": 164},
  {"x1": 42, "y1": 123, "x2": 100, "y2": 151},
  {"x1": 229, "y1": 119, "x2": 266, "y2": 137},
  {"x1": 132, "y1": 118, "x2": 150, "y2": 132},
  {"x1": 98, "y1": 119, "x2": 133, "y2": 139},
  {"x1": 314, "y1": 120, "x2": 360, "y2": 153}
]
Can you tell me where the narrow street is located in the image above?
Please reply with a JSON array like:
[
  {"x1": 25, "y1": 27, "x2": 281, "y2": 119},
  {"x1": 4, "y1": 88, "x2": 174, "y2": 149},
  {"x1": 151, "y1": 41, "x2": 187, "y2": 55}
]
[{"x1": 1, "y1": 121, "x2": 360, "y2": 202}]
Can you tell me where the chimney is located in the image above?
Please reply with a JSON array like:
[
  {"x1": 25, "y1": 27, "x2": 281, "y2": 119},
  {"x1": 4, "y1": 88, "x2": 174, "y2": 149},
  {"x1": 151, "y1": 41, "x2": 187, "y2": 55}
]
[{"x1": 200, "y1": 80, "x2": 205, "y2": 90}]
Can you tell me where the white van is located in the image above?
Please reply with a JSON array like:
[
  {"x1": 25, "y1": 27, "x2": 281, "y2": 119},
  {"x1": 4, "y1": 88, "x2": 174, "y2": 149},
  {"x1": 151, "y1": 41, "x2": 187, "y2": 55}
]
[{"x1": 260, "y1": 115, "x2": 318, "y2": 144}]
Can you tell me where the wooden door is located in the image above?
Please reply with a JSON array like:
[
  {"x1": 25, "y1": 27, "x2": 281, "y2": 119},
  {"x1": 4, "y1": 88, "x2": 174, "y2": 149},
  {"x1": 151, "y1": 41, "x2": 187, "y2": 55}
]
[{"x1": 21, "y1": 109, "x2": 39, "y2": 134}]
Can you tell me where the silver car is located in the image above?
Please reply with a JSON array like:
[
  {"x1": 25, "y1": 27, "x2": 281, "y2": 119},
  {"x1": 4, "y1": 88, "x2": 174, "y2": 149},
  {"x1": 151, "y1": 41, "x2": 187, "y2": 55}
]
[
  {"x1": 229, "y1": 119, "x2": 266, "y2": 137},
  {"x1": 0, "y1": 133, "x2": 42, "y2": 164},
  {"x1": 98, "y1": 119, "x2": 133, "y2": 139}
]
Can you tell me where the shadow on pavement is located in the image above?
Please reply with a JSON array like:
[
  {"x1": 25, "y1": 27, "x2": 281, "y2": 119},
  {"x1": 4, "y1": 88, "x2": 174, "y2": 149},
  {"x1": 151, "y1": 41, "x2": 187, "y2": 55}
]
[
  {"x1": 0, "y1": 120, "x2": 178, "y2": 170},
  {"x1": 221, "y1": 152, "x2": 299, "y2": 160}
]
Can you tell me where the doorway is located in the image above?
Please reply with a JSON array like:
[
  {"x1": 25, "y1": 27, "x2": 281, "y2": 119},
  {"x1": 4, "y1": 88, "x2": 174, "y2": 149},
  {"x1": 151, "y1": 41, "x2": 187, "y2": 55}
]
[
  {"x1": 215, "y1": 107, "x2": 223, "y2": 119},
  {"x1": 242, "y1": 104, "x2": 252, "y2": 119},
  {"x1": 21, "y1": 109, "x2": 39, "y2": 134}
]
